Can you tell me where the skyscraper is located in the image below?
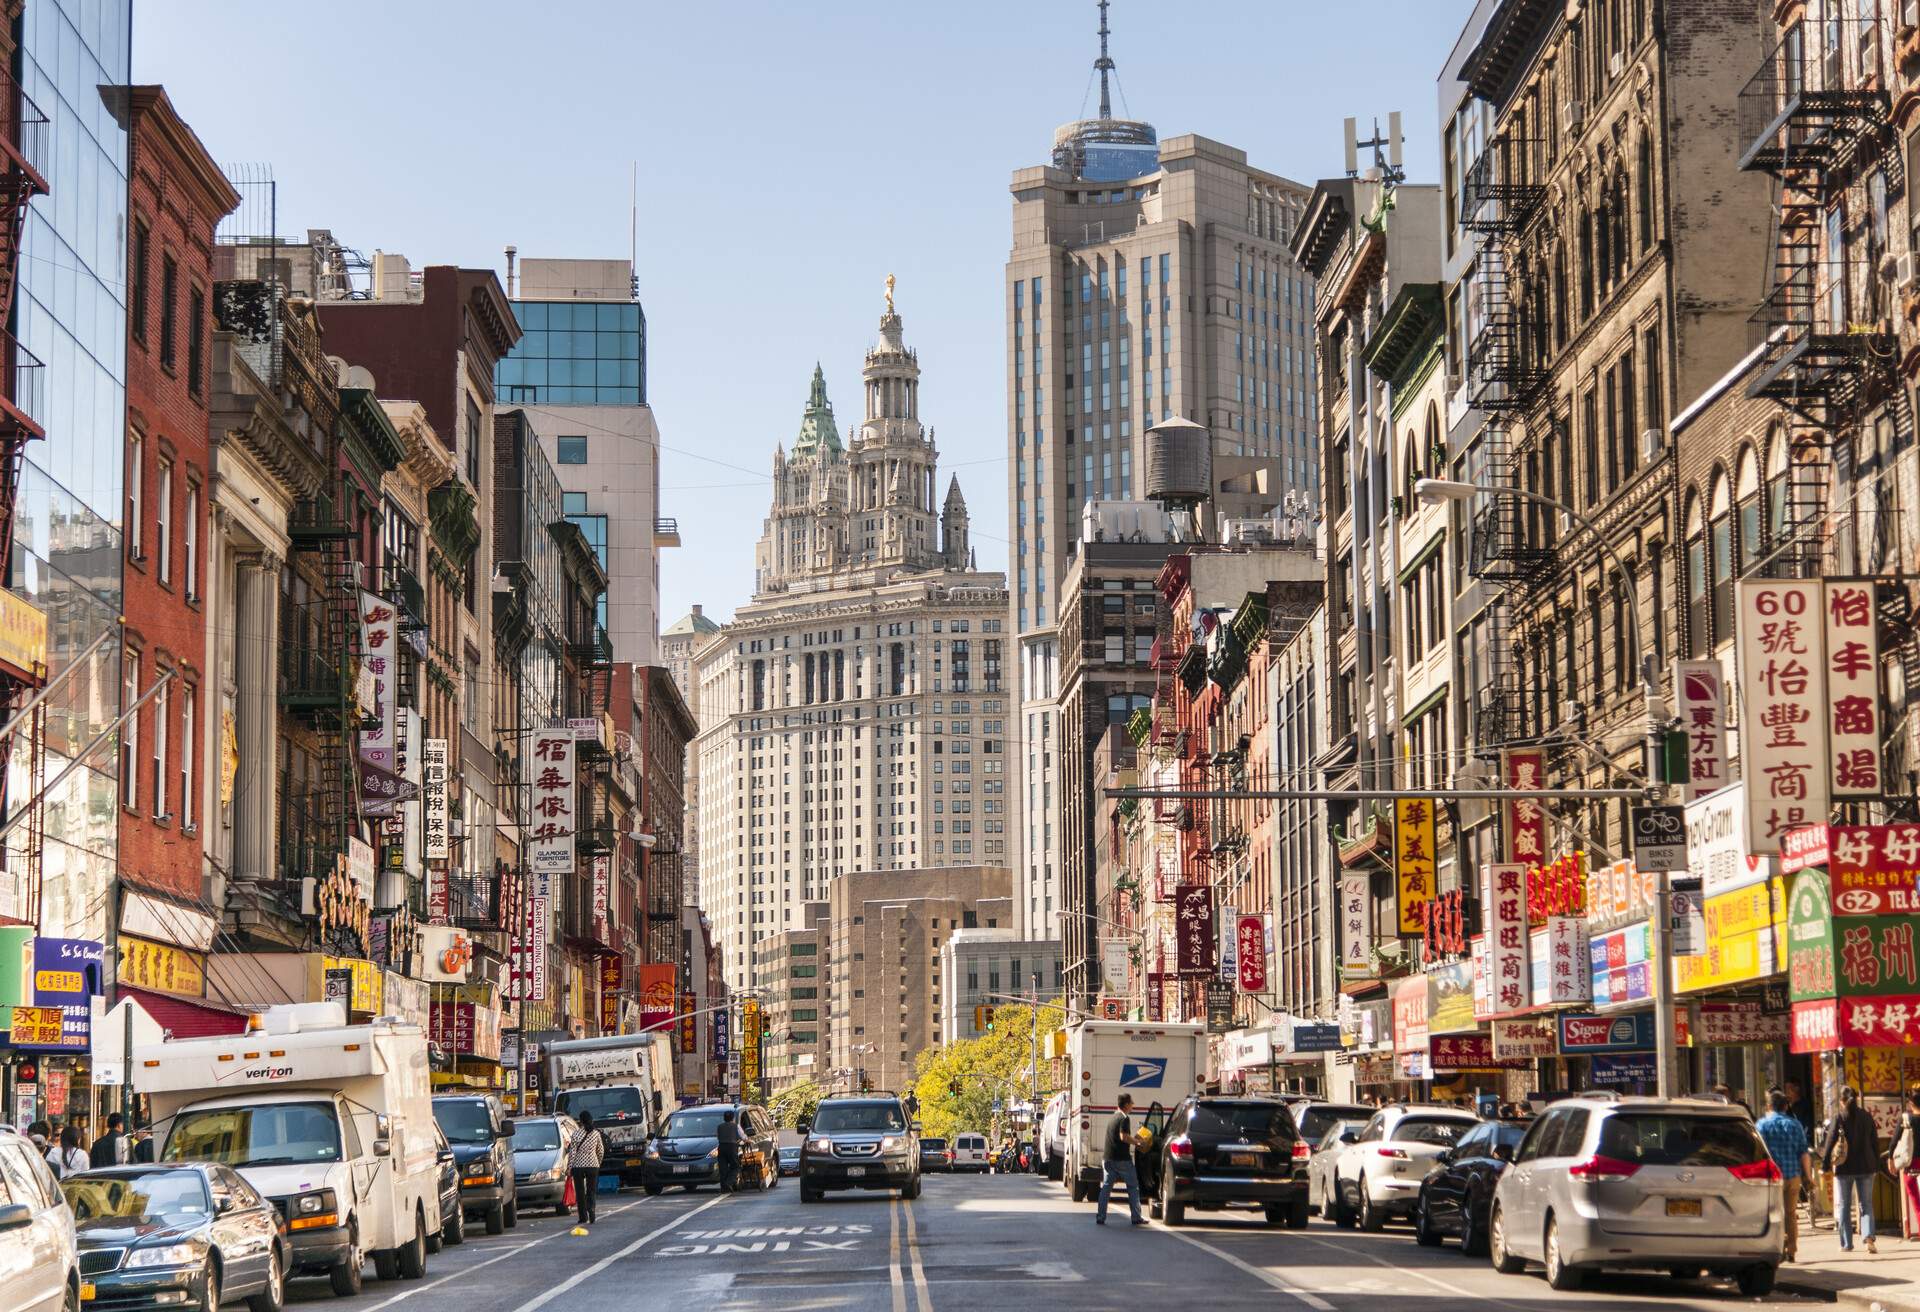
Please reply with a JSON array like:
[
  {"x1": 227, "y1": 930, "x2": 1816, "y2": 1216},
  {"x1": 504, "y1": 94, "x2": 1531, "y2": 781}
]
[{"x1": 1005, "y1": 8, "x2": 1317, "y2": 936}]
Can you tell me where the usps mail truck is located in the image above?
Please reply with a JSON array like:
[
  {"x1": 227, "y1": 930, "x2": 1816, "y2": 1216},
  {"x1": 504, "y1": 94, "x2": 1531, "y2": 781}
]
[
  {"x1": 1063, "y1": 1020, "x2": 1206, "y2": 1203},
  {"x1": 134, "y1": 1002, "x2": 440, "y2": 1298}
]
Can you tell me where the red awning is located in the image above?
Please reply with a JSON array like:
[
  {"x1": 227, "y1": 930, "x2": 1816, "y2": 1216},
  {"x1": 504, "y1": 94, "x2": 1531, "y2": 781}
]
[{"x1": 124, "y1": 988, "x2": 250, "y2": 1040}]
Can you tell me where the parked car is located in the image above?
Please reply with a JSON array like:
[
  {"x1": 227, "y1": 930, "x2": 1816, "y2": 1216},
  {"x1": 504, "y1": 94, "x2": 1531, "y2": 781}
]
[
  {"x1": 1329, "y1": 1104, "x2": 1478, "y2": 1231},
  {"x1": 63, "y1": 1164, "x2": 287, "y2": 1312},
  {"x1": 643, "y1": 1104, "x2": 779, "y2": 1194},
  {"x1": 1039, "y1": 1091, "x2": 1069, "y2": 1182},
  {"x1": 510, "y1": 1116, "x2": 578, "y2": 1215},
  {"x1": 799, "y1": 1095, "x2": 920, "y2": 1202},
  {"x1": 0, "y1": 1129, "x2": 78, "y2": 1312},
  {"x1": 1294, "y1": 1102, "x2": 1376, "y2": 1149},
  {"x1": 776, "y1": 1146, "x2": 802, "y2": 1178},
  {"x1": 1137, "y1": 1096, "x2": 1309, "y2": 1228},
  {"x1": 431, "y1": 1094, "x2": 519, "y2": 1234},
  {"x1": 950, "y1": 1132, "x2": 991, "y2": 1173},
  {"x1": 1306, "y1": 1118, "x2": 1370, "y2": 1215},
  {"x1": 429, "y1": 1122, "x2": 464, "y2": 1249},
  {"x1": 1489, "y1": 1096, "x2": 1783, "y2": 1296},
  {"x1": 1415, "y1": 1118, "x2": 1531, "y2": 1254},
  {"x1": 918, "y1": 1138, "x2": 950, "y2": 1173}
]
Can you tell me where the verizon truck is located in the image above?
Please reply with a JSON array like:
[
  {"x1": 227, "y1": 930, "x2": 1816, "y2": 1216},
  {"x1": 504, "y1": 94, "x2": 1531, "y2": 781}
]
[
  {"x1": 545, "y1": 1031, "x2": 677, "y2": 1186},
  {"x1": 1063, "y1": 1020, "x2": 1206, "y2": 1203},
  {"x1": 134, "y1": 1002, "x2": 440, "y2": 1298}
]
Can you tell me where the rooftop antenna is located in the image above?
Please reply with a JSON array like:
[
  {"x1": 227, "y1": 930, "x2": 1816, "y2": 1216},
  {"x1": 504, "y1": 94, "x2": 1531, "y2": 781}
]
[
  {"x1": 629, "y1": 160, "x2": 639, "y2": 300},
  {"x1": 1345, "y1": 114, "x2": 1406, "y2": 186},
  {"x1": 1095, "y1": 0, "x2": 1114, "y2": 120}
]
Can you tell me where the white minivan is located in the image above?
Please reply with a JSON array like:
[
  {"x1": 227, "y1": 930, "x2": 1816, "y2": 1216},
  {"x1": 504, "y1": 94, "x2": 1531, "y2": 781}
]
[
  {"x1": 0, "y1": 1129, "x2": 78, "y2": 1312},
  {"x1": 951, "y1": 1133, "x2": 991, "y2": 1173}
]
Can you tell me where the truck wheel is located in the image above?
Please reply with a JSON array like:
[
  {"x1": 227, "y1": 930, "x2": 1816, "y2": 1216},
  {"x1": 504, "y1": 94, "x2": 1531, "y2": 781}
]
[
  {"x1": 444, "y1": 1205, "x2": 465, "y2": 1246},
  {"x1": 800, "y1": 1186, "x2": 820, "y2": 1203},
  {"x1": 1070, "y1": 1177, "x2": 1089, "y2": 1203},
  {"x1": 902, "y1": 1176, "x2": 921, "y2": 1201},
  {"x1": 503, "y1": 1198, "x2": 518, "y2": 1229},
  {"x1": 372, "y1": 1250, "x2": 399, "y2": 1282},
  {"x1": 328, "y1": 1225, "x2": 364, "y2": 1297},
  {"x1": 399, "y1": 1212, "x2": 427, "y2": 1279},
  {"x1": 485, "y1": 1202, "x2": 505, "y2": 1235}
]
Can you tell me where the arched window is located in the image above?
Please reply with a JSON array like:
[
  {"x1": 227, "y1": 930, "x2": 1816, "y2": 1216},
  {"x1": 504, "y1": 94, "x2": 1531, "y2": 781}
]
[
  {"x1": 1734, "y1": 445, "x2": 1761, "y2": 574},
  {"x1": 1636, "y1": 136, "x2": 1654, "y2": 252},
  {"x1": 1613, "y1": 566, "x2": 1636, "y2": 691},
  {"x1": 1764, "y1": 424, "x2": 1789, "y2": 547},
  {"x1": 1404, "y1": 434, "x2": 1420, "y2": 512},
  {"x1": 1552, "y1": 244, "x2": 1569, "y2": 348},
  {"x1": 1708, "y1": 470, "x2": 1733, "y2": 646},
  {"x1": 1425, "y1": 402, "x2": 1442, "y2": 468},
  {"x1": 1612, "y1": 170, "x2": 1631, "y2": 281},
  {"x1": 1684, "y1": 490, "x2": 1706, "y2": 657},
  {"x1": 1580, "y1": 206, "x2": 1597, "y2": 317}
]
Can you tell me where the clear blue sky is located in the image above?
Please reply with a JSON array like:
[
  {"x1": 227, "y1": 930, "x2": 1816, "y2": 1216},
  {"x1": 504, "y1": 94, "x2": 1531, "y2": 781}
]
[{"x1": 136, "y1": 0, "x2": 1473, "y2": 628}]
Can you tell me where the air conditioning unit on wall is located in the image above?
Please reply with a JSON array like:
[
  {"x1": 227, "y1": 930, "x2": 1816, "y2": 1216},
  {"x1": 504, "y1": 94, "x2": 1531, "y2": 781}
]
[{"x1": 1641, "y1": 428, "x2": 1665, "y2": 463}]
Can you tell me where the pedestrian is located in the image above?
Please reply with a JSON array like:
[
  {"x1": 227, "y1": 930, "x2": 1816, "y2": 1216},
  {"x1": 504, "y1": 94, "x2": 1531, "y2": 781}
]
[
  {"x1": 1786, "y1": 1080, "x2": 1814, "y2": 1133},
  {"x1": 1758, "y1": 1090, "x2": 1814, "y2": 1262},
  {"x1": 89, "y1": 1112, "x2": 130, "y2": 1168},
  {"x1": 566, "y1": 1110, "x2": 607, "y2": 1226},
  {"x1": 132, "y1": 1129, "x2": 155, "y2": 1164},
  {"x1": 1891, "y1": 1087, "x2": 1920, "y2": 1241},
  {"x1": 1095, "y1": 1093, "x2": 1146, "y2": 1227},
  {"x1": 25, "y1": 1120, "x2": 49, "y2": 1153},
  {"x1": 716, "y1": 1109, "x2": 741, "y2": 1191},
  {"x1": 1822, "y1": 1085, "x2": 1882, "y2": 1253},
  {"x1": 46, "y1": 1125, "x2": 87, "y2": 1179}
]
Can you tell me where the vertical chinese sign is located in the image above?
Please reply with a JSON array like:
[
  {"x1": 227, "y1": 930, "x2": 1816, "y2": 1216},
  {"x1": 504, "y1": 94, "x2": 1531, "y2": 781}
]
[
  {"x1": 1823, "y1": 582, "x2": 1881, "y2": 798},
  {"x1": 1395, "y1": 798, "x2": 1436, "y2": 935},
  {"x1": 739, "y1": 997, "x2": 762, "y2": 1090},
  {"x1": 1236, "y1": 914, "x2": 1266, "y2": 993},
  {"x1": 519, "y1": 728, "x2": 577, "y2": 1004},
  {"x1": 1673, "y1": 660, "x2": 1730, "y2": 800},
  {"x1": 1174, "y1": 884, "x2": 1214, "y2": 978},
  {"x1": 680, "y1": 993, "x2": 698, "y2": 1053},
  {"x1": 1736, "y1": 579, "x2": 1829, "y2": 852},
  {"x1": 599, "y1": 955, "x2": 622, "y2": 1035},
  {"x1": 1341, "y1": 872, "x2": 1372, "y2": 978},
  {"x1": 1502, "y1": 749, "x2": 1546, "y2": 866},
  {"x1": 357, "y1": 592, "x2": 407, "y2": 816},
  {"x1": 422, "y1": 738, "x2": 450, "y2": 919},
  {"x1": 1483, "y1": 863, "x2": 1530, "y2": 1014},
  {"x1": 591, "y1": 855, "x2": 611, "y2": 945}
]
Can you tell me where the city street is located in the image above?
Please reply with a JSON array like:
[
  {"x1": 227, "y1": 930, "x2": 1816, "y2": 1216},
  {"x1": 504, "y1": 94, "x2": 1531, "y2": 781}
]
[{"x1": 289, "y1": 1174, "x2": 1832, "y2": 1312}]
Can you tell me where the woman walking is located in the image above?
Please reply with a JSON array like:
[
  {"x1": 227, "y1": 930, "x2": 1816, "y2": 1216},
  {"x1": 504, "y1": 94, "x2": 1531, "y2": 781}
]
[
  {"x1": 1893, "y1": 1087, "x2": 1920, "y2": 1241},
  {"x1": 567, "y1": 1110, "x2": 608, "y2": 1226},
  {"x1": 1822, "y1": 1085, "x2": 1882, "y2": 1253}
]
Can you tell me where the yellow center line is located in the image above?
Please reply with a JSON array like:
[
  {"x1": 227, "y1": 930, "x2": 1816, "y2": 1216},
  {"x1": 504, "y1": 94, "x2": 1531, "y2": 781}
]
[
  {"x1": 902, "y1": 1191, "x2": 933, "y2": 1310},
  {"x1": 889, "y1": 1195, "x2": 908, "y2": 1312}
]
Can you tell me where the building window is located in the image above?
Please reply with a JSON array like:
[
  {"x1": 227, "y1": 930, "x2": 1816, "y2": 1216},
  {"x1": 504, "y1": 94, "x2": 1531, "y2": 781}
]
[
  {"x1": 180, "y1": 684, "x2": 196, "y2": 832},
  {"x1": 127, "y1": 431, "x2": 143, "y2": 560},
  {"x1": 156, "y1": 459, "x2": 173, "y2": 585},
  {"x1": 187, "y1": 288, "x2": 206, "y2": 397},
  {"x1": 153, "y1": 675, "x2": 169, "y2": 821},
  {"x1": 557, "y1": 436, "x2": 588, "y2": 464},
  {"x1": 159, "y1": 255, "x2": 179, "y2": 370},
  {"x1": 122, "y1": 654, "x2": 140, "y2": 813},
  {"x1": 184, "y1": 482, "x2": 200, "y2": 599},
  {"x1": 131, "y1": 221, "x2": 150, "y2": 344},
  {"x1": 465, "y1": 396, "x2": 482, "y2": 486}
]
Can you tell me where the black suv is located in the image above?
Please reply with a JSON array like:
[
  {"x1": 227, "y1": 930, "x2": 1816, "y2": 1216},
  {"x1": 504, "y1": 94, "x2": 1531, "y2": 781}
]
[
  {"x1": 432, "y1": 1094, "x2": 519, "y2": 1234},
  {"x1": 1140, "y1": 1096, "x2": 1309, "y2": 1228},
  {"x1": 798, "y1": 1095, "x2": 920, "y2": 1202},
  {"x1": 643, "y1": 1103, "x2": 781, "y2": 1194}
]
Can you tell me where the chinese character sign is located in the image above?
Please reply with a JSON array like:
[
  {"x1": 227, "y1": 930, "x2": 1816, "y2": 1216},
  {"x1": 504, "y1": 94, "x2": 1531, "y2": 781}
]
[
  {"x1": 681, "y1": 994, "x2": 697, "y2": 1053},
  {"x1": 1736, "y1": 579, "x2": 1830, "y2": 852},
  {"x1": 1395, "y1": 798, "x2": 1436, "y2": 935},
  {"x1": 1341, "y1": 872, "x2": 1372, "y2": 977},
  {"x1": 1829, "y1": 824, "x2": 1920, "y2": 915},
  {"x1": 740, "y1": 998, "x2": 762, "y2": 1086},
  {"x1": 591, "y1": 856, "x2": 611, "y2": 944},
  {"x1": 423, "y1": 738, "x2": 450, "y2": 863},
  {"x1": 1823, "y1": 583, "x2": 1881, "y2": 798},
  {"x1": 1673, "y1": 660, "x2": 1730, "y2": 800},
  {"x1": 1503, "y1": 749, "x2": 1547, "y2": 866},
  {"x1": 1483, "y1": 863, "x2": 1530, "y2": 1015},
  {"x1": 1236, "y1": 915, "x2": 1266, "y2": 993},
  {"x1": 1174, "y1": 884, "x2": 1214, "y2": 978},
  {"x1": 529, "y1": 729, "x2": 577, "y2": 877},
  {"x1": 713, "y1": 1007, "x2": 730, "y2": 1064},
  {"x1": 1547, "y1": 916, "x2": 1592, "y2": 1004}
]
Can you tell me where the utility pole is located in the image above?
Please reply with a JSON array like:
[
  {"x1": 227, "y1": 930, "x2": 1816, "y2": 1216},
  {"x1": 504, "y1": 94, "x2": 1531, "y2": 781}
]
[{"x1": 1029, "y1": 971, "x2": 1040, "y2": 1146}]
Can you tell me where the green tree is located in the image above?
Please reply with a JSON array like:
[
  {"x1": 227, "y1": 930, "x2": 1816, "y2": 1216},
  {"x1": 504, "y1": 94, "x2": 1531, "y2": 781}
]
[
  {"x1": 768, "y1": 1078, "x2": 824, "y2": 1129},
  {"x1": 908, "y1": 1000, "x2": 1067, "y2": 1142}
]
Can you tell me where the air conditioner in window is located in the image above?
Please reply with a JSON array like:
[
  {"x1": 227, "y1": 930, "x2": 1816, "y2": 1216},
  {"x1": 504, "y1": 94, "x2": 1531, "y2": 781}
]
[
  {"x1": 1556, "y1": 509, "x2": 1574, "y2": 536},
  {"x1": 1641, "y1": 427, "x2": 1665, "y2": 463},
  {"x1": 1904, "y1": 0, "x2": 1919, "y2": 32},
  {"x1": 1610, "y1": 51, "x2": 1625, "y2": 78},
  {"x1": 1562, "y1": 699, "x2": 1585, "y2": 727},
  {"x1": 1888, "y1": 251, "x2": 1917, "y2": 292},
  {"x1": 1565, "y1": 100, "x2": 1587, "y2": 132}
]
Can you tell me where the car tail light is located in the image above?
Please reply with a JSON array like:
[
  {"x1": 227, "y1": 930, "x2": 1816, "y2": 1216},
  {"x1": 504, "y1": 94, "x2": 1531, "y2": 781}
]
[
  {"x1": 1376, "y1": 1147, "x2": 1409, "y2": 1160},
  {"x1": 1729, "y1": 1158, "x2": 1782, "y2": 1185},
  {"x1": 1567, "y1": 1155, "x2": 1641, "y2": 1182},
  {"x1": 1291, "y1": 1141, "x2": 1312, "y2": 1161},
  {"x1": 1168, "y1": 1136, "x2": 1193, "y2": 1161}
]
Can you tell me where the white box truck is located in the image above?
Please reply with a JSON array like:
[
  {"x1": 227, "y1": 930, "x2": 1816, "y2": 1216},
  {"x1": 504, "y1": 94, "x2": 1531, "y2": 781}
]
[
  {"x1": 134, "y1": 1002, "x2": 440, "y2": 1298},
  {"x1": 1063, "y1": 1020, "x2": 1206, "y2": 1203},
  {"x1": 545, "y1": 1032, "x2": 677, "y2": 1185}
]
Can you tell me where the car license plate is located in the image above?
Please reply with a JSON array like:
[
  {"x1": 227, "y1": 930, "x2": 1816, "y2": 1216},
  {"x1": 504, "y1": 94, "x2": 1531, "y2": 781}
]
[
  {"x1": 1666, "y1": 1198, "x2": 1703, "y2": 1218},
  {"x1": 79, "y1": 1286, "x2": 95, "y2": 1303},
  {"x1": 1230, "y1": 1153, "x2": 1259, "y2": 1167},
  {"x1": 672, "y1": 1165, "x2": 689, "y2": 1174},
  {"x1": 847, "y1": 1166, "x2": 866, "y2": 1177}
]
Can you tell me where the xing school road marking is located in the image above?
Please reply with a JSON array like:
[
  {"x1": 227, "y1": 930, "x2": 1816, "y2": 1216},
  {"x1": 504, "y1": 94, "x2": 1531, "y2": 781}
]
[{"x1": 655, "y1": 1222, "x2": 874, "y2": 1255}]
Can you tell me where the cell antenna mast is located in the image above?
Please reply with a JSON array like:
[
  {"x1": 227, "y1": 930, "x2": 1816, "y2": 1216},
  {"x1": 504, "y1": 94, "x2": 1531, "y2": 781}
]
[
  {"x1": 1095, "y1": 0, "x2": 1115, "y2": 120},
  {"x1": 1349, "y1": 114, "x2": 1406, "y2": 185}
]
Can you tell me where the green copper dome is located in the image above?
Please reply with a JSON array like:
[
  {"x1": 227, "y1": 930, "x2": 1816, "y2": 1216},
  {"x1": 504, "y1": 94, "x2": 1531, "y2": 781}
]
[{"x1": 792, "y1": 363, "x2": 842, "y2": 457}]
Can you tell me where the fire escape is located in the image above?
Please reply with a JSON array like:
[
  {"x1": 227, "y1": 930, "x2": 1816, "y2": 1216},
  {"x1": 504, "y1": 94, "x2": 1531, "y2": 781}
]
[
  {"x1": 1738, "y1": 15, "x2": 1902, "y2": 579},
  {"x1": 281, "y1": 476, "x2": 358, "y2": 892},
  {"x1": 1461, "y1": 132, "x2": 1547, "y2": 748}
]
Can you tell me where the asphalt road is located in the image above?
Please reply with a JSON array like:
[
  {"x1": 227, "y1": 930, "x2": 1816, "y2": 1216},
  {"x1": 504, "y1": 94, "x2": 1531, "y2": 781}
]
[{"x1": 288, "y1": 1171, "x2": 1833, "y2": 1311}]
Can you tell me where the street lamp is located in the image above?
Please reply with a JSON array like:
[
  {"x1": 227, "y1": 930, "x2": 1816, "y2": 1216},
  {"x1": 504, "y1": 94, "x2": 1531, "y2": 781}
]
[{"x1": 1413, "y1": 477, "x2": 1680, "y2": 1099}]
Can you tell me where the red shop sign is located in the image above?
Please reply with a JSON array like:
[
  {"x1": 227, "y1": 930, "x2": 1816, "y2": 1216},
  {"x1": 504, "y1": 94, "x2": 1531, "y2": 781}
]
[
  {"x1": 1235, "y1": 915, "x2": 1266, "y2": 993},
  {"x1": 1791, "y1": 999, "x2": 1840, "y2": 1054},
  {"x1": 1830, "y1": 825, "x2": 1920, "y2": 916}
]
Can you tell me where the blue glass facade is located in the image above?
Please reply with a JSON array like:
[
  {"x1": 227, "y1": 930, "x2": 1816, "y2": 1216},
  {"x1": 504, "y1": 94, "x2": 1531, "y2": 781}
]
[
  {"x1": 497, "y1": 300, "x2": 646, "y2": 406},
  {"x1": 12, "y1": 0, "x2": 131, "y2": 939}
]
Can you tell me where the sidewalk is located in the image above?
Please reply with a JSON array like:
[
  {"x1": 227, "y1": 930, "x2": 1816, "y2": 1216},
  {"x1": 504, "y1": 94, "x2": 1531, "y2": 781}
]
[{"x1": 1779, "y1": 1222, "x2": 1920, "y2": 1310}]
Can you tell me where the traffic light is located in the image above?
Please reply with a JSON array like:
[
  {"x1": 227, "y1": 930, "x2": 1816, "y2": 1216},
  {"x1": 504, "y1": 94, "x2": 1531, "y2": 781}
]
[
  {"x1": 973, "y1": 1004, "x2": 995, "y2": 1032},
  {"x1": 948, "y1": 1078, "x2": 961, "y2": 1098}
]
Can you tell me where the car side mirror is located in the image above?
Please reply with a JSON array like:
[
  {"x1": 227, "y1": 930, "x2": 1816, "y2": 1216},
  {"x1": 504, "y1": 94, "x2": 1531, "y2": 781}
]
[
  {"x1": 438, "y1": 1149, "x2": 454, "y2": 1165},
  {"x1": 498, "y1": 1118, "x2": 516, "y2": 1137},
  {"x1": 217, "y1": 1195, "x2": 238, "y2": 1214},
  {"x1": 797, "y1": 1121, "x2": 812, "y2": 1135},
  {"x1": 0, "y1": 1203, "x2": 29, "y2": 1233},
  {"x1": 1340, "y1": 1130, "x2": 1360, "y2": 1144},
  {"x1": 372, "y1": 1139, "x2": 392, "y2": 1158}
]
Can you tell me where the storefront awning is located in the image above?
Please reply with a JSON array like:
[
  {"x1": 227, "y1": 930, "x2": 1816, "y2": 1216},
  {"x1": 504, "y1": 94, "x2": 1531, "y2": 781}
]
[{"x1": 123, "y1": 987, "x2": 250, "y2": 1040}]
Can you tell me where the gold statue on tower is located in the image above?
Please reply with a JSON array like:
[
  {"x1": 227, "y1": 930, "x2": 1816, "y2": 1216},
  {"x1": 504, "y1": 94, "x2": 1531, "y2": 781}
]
[{"x1": 885, "y1": 273, "x2": 895, "y2": 315}]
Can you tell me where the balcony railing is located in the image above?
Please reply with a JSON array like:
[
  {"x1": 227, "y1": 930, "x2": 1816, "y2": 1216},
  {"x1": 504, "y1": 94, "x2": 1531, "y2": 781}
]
[
  {"x1": 1460, "y1": 138, "x2": 1545, "y2": 235},
  {"x1": 0, "y1": 327, "x2": 45, "y2": 438},
  {"x1": 1748, "y1": 260, "x2": 1896, "y2": 412},
  {"x1": 1738, "y1": 18, "x2": 1890, "y2": 179},
  {"x1": 0, "y1": 68, "x2": 49, "y2": 192},
  {"x1": 1465, "y1": 311, "x2": 1545, "y2": 413}
]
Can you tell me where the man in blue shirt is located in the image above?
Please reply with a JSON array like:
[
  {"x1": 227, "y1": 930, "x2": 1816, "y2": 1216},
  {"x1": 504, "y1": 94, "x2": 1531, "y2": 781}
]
[{"x1": 1758, "y1": 1088, "x2": 1813, "y2": 1261}]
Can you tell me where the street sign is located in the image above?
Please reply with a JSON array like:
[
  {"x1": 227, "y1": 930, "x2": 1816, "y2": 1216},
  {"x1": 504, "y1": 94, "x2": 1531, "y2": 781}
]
[
  {"x1": 1668, "y1": 881, "x2": 1705, "y2": 956},
  {"x1": 1205, "y1": 980, "x2": 1234, "y2": 1034},
  {"x1": 1631, "y1": 805, "x2": 1687, "y2": 872}
]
